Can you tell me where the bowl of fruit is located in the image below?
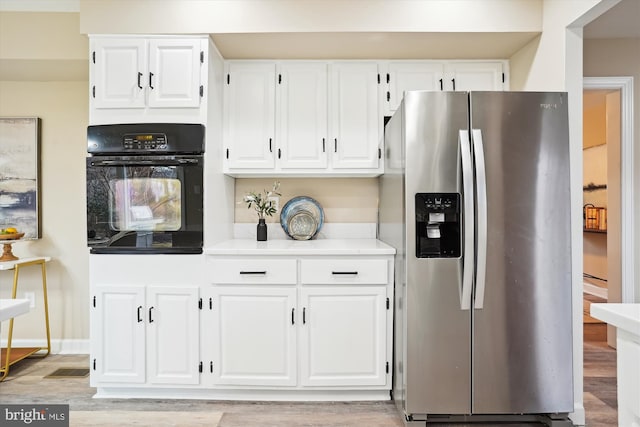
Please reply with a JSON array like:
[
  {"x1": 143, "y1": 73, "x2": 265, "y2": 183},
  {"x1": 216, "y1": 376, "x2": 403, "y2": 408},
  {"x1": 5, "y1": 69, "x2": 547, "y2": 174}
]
[{"x1": 0, "y1": 227, "x2": 24, "y2": 241}]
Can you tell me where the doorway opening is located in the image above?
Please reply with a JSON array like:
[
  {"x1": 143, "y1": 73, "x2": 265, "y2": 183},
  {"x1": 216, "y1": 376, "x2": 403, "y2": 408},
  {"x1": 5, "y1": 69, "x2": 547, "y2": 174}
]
[
  {"x1": 582, "y1": 76, "x2": 635, "y2": 347},
  {"x1": 582, "y1": 88, "x2": 620, "y2": 344}
]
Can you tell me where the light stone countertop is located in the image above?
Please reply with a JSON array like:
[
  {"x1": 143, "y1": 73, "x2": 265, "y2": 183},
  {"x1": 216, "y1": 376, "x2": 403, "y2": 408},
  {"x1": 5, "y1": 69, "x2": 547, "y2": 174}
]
[
  {"x1": 204, "y1": 238, "x2": 396, "y2": 256},
  {"x1": 590, "y1": 303, "x2": 640, "y2": 336}
]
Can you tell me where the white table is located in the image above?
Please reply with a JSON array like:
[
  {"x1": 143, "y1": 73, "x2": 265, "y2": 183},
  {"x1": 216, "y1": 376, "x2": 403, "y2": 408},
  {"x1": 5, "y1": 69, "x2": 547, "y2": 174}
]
[
  {"x1": 0, "y1": 299, "x2": 30, "y2": 322},
  {"x1": 0, "y1": 257, "x2": 52, "y2": 381},
  {"x1": 590, "y1": 303, "x2": 640, "y2": 427}
]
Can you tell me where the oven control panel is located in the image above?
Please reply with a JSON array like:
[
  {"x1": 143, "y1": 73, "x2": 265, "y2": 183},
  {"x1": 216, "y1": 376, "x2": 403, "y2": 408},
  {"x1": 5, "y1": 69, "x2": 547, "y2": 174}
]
[
  {"x1": 123, "y1": 133, "x2": 168, "y2": 150},
  {"x1": 87, "y1": 124, "x2": 204, "y2": 154}
]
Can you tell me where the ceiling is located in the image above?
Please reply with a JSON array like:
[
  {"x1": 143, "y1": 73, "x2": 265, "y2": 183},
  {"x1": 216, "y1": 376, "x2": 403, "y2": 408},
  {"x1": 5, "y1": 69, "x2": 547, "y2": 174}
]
[
  {"x1": 583, "y1": 0, "x2": 640, "y2": 39},
  {"x1": 210, "y1": 32, "x2": 540, "y2": 60}
]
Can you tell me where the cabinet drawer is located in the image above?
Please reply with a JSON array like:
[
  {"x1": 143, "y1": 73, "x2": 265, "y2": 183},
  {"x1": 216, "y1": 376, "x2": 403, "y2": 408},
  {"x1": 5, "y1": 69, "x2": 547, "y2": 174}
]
[
  {"x1": 208, "y1": 258, "x2": 297, "y2": 285},
  {"x1": 300, "y1": 259, "x2": 387, "y2": 285}
]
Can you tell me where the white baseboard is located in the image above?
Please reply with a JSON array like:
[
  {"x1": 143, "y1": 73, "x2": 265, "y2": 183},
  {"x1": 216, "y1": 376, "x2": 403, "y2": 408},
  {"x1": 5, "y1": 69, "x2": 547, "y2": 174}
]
[
  {"x1": 0, "y1": 339, "x2": 89, "y2": 354},
  {"x1": 570, "y1": 402, "x2": 586, "y2": 426}
]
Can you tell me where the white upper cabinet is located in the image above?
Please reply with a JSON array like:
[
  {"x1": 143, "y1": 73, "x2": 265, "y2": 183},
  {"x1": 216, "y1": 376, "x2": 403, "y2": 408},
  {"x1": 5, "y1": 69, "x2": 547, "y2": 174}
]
[
  {"x1": 221, "y1": 59, "x2": 507, "y2": 175},
  {"x1": 89, "y1": 36, "x2": 208, "y2": 125},
  {"x1": 277, "y1": 62, "x2": 328, "y2": 170},
  {"x1": 382, "y1": 60, "x2": 508, "y2": 114},
  {"x1": 223, "y1": 60, "x2": 383, "y2": 177},
  {"x1": 445, "y1": 61, "x2": 505, "y2": 92},
  {"x1": 329, "y1": 62, "x2": 382, "y2": 171},
  {"x1": 385, "y1": 62, "x2": 445, "y2": 114},
  {"x1": 147, "y1": 39, "x2": 203, "y2": 108},
  {"x1": 91, "y1": 37, "x2": 204, "y2": 110},
  {"x1": 91, "y1": 38, "x2": 147, "y2": 109},
  {"x1": 224, "y1": 62, "x2": 276, "y2": 170}
]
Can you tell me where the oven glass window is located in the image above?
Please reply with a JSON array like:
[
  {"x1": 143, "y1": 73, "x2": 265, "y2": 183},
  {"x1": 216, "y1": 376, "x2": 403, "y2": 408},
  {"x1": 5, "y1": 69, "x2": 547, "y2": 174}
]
[
  {"x1": 87, "y1": 157, "x2": 203, "y2": 253},
  {"x1": 110, "y1": 177, "x2": 182, "y2": 231}
]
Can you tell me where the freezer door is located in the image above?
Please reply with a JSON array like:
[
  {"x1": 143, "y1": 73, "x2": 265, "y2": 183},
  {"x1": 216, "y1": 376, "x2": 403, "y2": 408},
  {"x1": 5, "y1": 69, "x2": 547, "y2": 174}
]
[
  {"x1": 470, "y1": 92, "x2": 573, "y2": 414},
  {"x1": 403, "y1": 91, "x2": 472, "y2": 415}
]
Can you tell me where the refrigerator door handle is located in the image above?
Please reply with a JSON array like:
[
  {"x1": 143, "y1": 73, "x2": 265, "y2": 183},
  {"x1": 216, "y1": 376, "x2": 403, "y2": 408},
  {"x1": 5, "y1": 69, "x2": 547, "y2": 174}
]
[
  {"x1": 459, "y1": 130, "x2": 474, "y2": 311},
  {"x1": 472, "y1": 129, "x2": 488, "y2": 309}
]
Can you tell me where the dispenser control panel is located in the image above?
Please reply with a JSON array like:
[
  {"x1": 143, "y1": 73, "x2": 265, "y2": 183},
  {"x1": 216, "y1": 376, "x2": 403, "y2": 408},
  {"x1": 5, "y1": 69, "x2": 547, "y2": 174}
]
[{"x1": 415, "y1": 192, "x2": 461, "y2": 258}]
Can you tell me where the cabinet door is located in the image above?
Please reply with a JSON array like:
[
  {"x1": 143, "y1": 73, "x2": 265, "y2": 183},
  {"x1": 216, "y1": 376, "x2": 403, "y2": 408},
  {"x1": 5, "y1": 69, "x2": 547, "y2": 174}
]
[
  {"x1": 91, "y1": 38, "x2": 146, "y2": 109},
  {"x1": 300, "y1": 286, "x2": 387, "y2": 386},
  {"x1": 330, "y1": 62, "x2": 381, "y2": 170},
  {"x1": 211, "y1": 286, "x2": 296, "y2": 386},
  {"x1": 224, "y1": 62, "x2": 276, "y2": 170},
  {"x1": 91, "y1": 285, "x2": 146, "y2": 384},
  {"x1": 446, "y1": 62, "x2": 504, "y2": 91},
  {"x1": 277, "y1": 62, "x2": 328, "y2": 169},
  {"x1": 148, "y1": 39, "x2": 202, "y2": 108},
  {"x1": 387, "y1": 62, "x2": 444, "y2": 113},
  {"x1": 147, "y1": 286, "x2": 200, "y2": 385}
]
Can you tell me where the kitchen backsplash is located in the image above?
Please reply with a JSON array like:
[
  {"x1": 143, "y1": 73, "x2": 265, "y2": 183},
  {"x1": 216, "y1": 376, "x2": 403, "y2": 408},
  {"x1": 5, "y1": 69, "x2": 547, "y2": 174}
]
[{"x1": 234, "y1": 178, "x2": 379, "y2": 224}]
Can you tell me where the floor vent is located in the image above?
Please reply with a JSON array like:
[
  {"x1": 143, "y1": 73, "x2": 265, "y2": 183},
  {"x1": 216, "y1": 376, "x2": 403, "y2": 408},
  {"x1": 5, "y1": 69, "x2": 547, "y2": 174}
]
[{"x1": 45, "y1": 368, "x2": 90, "y2": 378}]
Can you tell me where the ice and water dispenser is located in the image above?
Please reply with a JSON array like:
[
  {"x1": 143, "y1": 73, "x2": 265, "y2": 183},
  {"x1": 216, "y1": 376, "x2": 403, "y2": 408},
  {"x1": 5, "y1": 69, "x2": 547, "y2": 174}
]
[{"x1": 415, "y1": 193, "x2": 461, "y2": 258}]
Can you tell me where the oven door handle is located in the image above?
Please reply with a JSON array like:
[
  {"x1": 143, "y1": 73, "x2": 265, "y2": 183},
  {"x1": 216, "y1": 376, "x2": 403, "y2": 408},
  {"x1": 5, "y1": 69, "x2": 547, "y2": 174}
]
[{"x1": 89, "y1": 158, "x2": 200, "y2": 166}]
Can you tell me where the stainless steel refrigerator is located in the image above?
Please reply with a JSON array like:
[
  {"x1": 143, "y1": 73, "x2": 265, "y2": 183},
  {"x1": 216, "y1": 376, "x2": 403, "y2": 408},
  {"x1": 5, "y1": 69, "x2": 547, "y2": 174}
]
[{"x1": 379, "y1": 91, "x2": 573, "y2": 424}]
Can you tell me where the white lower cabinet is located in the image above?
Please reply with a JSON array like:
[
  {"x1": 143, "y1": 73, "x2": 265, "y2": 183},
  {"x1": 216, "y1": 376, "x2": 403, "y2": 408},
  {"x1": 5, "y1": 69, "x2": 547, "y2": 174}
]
[
  {"x1": 91, "y1": 284, "x2": 200, "y2": 386},
  {"x1": 88, "y1": 250, "x2": 394, "y2": 399},
  {"x1": 204, "y1": 255, "x2": 393, "y2": 393},
  {"x1": 300, "y1": 286, "x2": 387, "y2": 386},
  {"x1": 146, "y1": 286, "x2": 200, "y2": 385},
  {"x1": 210, "y1": 286, "x2": 297, "y2": 386},
  {"x1": 91, "y1": 285, "x2": 146, "y2": 384}
]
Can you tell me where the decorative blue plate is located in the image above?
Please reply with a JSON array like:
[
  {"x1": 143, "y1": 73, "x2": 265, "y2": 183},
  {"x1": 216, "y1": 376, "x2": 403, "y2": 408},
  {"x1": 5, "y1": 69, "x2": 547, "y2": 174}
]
[{"x1": 280, "y1": 196, "x2": 324, "y2": 240}]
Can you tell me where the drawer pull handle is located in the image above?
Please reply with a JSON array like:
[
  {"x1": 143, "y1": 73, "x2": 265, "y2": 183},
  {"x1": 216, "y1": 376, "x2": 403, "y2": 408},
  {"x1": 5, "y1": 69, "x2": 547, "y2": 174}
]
[
  {"x1": 331, "y1": 271, "x2": 358, "y2": 275},
  {"x1": 291, "y1": 308, "x2": 295, "y2": 325},
  {"x1": 148, "y1": 306, "x2": 154, "y2": 323},
  {"x1": 239, "y1": 271, "x2": 267, "y2": 275},
  {"x1": 137, "y1": 306, "x2": 143, "y2": 323}
]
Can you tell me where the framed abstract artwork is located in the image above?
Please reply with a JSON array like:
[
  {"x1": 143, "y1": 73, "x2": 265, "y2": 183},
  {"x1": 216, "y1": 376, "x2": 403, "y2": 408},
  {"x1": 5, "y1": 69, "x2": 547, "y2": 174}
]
[{"x1": 0, "y1": 117, "x2": 42, "y2": 239}]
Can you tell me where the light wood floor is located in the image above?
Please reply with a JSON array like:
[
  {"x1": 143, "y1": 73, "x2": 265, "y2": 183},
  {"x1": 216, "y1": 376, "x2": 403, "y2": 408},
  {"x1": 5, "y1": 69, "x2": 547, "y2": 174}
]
[{"x1": 0, "y1": 325, "x2": 617, "y2": 426}]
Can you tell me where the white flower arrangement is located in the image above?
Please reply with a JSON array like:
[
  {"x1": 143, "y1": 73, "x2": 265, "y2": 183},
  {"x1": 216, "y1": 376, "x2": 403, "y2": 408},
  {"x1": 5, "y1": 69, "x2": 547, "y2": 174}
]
[{"x1": 242, "y1": 181, "x2": 281, "y2": 220}]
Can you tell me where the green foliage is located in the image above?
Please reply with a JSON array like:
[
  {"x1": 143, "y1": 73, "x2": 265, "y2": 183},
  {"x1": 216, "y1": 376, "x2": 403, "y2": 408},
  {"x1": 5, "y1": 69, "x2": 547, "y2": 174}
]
[{"x1": 243, "y1": 181, "x2": 281, "y2": 219}]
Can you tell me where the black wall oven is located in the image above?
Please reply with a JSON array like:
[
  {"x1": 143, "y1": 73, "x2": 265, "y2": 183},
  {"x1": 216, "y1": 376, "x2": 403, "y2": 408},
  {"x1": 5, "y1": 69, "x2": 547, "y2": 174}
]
[{"x1": 86, "y1": 123, "x2": 204, "y2": 254}]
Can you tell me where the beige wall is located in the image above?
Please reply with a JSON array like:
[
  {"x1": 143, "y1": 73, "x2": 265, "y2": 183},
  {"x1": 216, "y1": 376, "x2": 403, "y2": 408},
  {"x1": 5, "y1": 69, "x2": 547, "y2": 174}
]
[
  {"x1": 79, "y1": 0, "x2": 542, "y2": 34},
  {"x1": 234, "y1": 178, "x2": 378, "y2": 224},
  {"x1": 0, "y1": 12, "x2": 87, "y2": 81},
  {"x1": 0, "y1": 81, "x2": 89, "y2": 347},
  {"x1": 583, "y1": 91, "x2": 607, "y2": 148}
]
